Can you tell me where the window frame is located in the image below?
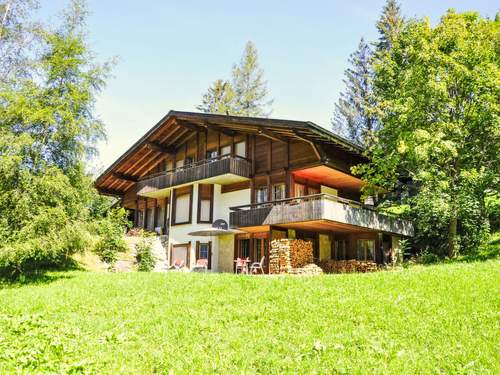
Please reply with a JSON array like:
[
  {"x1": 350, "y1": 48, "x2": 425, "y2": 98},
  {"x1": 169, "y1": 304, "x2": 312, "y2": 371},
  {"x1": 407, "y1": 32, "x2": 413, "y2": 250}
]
[
  {"x1": 195, "y1": 241, "x2": 212, "y2": 269},
  {"x1": 272, "y1": 183, "x2": 286, "y2": 201},
  {"x1": 197, "y1": 184, "x2": 214, "y2": 224},
  {"x1": 255, "y1": 186, "x2": 268, "y2": 203},
  {"x1": 171, "y1": 186, "x2": 193, "y2": 225}
]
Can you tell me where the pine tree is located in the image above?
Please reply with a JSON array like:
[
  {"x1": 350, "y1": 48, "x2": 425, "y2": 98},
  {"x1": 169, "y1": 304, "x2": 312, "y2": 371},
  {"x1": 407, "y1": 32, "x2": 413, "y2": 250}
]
[
  {"x1": 375, "y1": 0, "x2": 404, "y2": 52},
  {"x1": 331, "y1": 38, "x2": 376, "y2": 145},
  {"x1": 197, "y1": 41, "x2": 272, "y2": 117},
  {"x1": 331, "y1": 0, "x2": 404, "y2": 144},
  {"x1": 231, "y1": 41, "x2": 272, "y2": 117},
  {"x1": 196, "y1": 79, "x2": 234, "y2": 114}
]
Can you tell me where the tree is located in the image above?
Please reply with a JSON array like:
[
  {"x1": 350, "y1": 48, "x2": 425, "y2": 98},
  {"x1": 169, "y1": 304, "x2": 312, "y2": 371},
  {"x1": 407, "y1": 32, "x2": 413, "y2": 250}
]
[
  {"x1": 231, "y1": 41, "x2": 272, "y2": 117},
  {"x1": 197, "y1": 41, "x2": 272, "y2": 117},
  {"x1": 196, "y1": 79, "x2": 234, "y2": 114},
  {"x1": 0, "y1": 0, "x2": 118, "y2": 277},
  {"x1": 332, "y1": 0, "x2": 404, "y2": 144},
  {"x1": 375, "y1": 0, "x2": 404, "y2": 52},
  {"x1": 354, "y1": 11, "x2": 500, "y2": 257},
  {"x1": 332, "y1": 38, "x2": 376, "y2": 145}
]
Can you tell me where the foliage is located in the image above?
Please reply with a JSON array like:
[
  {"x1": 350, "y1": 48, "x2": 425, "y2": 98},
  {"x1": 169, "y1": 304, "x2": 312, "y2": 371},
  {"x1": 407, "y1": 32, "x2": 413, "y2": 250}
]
[
  {"x1": 197, "y1": 41, "x2": 273, "y2": 117},
  {"x1": 134, "y1": 233, "x2": 156, "y2": 271},
  {"x1": 92, "y1": 208, "x2": 129, "y2": 267},
  {"x1": 332, "y1": 38, "x2": 377, "y2": 144},
  {"x1": 0, "y1": 0, "x2": 116, "y2": 277},
  {"x1": 354, "y1": 11, "x2": 500, "y2": 257},
  {"x1": 196, "y1": 79, "x2": 234, "y2": 115},
  {"x1": 0, "y1": 261, "x2": 498, "y2": 372},
  {"x1": 485, "y1": 191, "x2": 500, "y2": 230},
  {"x1": 375, "y1": 0, "x2": 405, "y2": 51},
  {"x1": 332, "y1": 0, "x2": 404, "y2": 145}
]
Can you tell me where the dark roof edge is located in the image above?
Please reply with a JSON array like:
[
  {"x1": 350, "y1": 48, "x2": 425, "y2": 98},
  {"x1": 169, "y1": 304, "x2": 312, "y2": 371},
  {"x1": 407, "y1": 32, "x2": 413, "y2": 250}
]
[{"x1": 94, "y1": 110, "x2": 365, "y2": 188}]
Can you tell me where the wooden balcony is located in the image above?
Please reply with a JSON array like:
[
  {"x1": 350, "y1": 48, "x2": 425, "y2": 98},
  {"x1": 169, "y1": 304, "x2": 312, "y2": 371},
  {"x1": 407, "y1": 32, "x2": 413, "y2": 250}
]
[
  {"x1": 230, "y1": 194, "x2": 414, "y2": 237},
  {"x1": 136, "y1": 155, "x2": 251, "y2": 196}
]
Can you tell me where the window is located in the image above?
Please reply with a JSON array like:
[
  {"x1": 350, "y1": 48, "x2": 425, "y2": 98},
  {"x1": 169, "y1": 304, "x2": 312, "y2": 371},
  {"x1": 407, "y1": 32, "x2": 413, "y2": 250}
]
[
  {"x1": 253, "y1": 238, "x2": 268, "y2": 262},
  {"x1": 255, "y1": 186, "x2": 268, "y2": 203},
  {"x1": 235, "y1": 141, "x2": 246, "y2": 157},
  {"x1": 166, "y1": 160, "x2": 173, "y2": 171},
  {"x1": 295, "y1": 183, "x2": 306, "y2": 197},
  {"x1": 197, "y1": 184, "x2": 213, "y2": 223},
  {"x1": 173, "y1": 186, "x2": 192, "y2": 225},
  {"x1": 156, "y1": 205, "x2": 165, "y2": 230},
  {"x1": 185, "y1": 156, "x2": 194, "y2": 166},
  {"x1": 175, "y1": 159, "x2": 184, "y2": 169},
  {"x1": 333, "y1": 240, "x2": 347, "y2": 260},
  {"x1": 308, "y1": 186, "x2": 320, "y2": 195},
  {"x1": 196, "y1": 242, "x2": 211, "y2": 269},
  {"x1": 272, "y1": 183, "x2": 285, "y2": 201},
  {"x1": 206, "y1": 149, "x2": 218, "y2": 159},
  {"x1": 221, "y1": 145, "x2": 231, "y2": 156},
  {"x1": 237, "y1": 239, "x2": 251, "y2": 259},
  {"x1": 356, "y1": 239, "x2": 375, "y2": 261},
  {"x1": 171, "y1": 243, "x2": 190, "y2": 267}
]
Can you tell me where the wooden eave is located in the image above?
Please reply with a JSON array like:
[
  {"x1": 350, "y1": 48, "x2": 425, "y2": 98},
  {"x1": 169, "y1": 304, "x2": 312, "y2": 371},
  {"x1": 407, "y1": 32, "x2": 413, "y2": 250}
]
[{"x1": 94, "y1": 110, "x2": 366, "y2": 196}]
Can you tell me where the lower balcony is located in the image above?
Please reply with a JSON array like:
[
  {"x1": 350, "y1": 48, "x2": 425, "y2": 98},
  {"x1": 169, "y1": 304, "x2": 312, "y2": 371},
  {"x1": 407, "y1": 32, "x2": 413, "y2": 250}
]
[
  {"x1": 229, "y1": 194, "x2": 414, "y2": 237},
  {"x1": 137, "y1": 155, "x2": 251, "y2": 197}
]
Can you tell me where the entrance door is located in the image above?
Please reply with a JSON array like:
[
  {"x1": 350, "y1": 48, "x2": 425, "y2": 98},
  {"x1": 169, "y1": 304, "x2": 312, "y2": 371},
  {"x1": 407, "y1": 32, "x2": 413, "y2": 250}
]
[{"x1": 171, "y1": 244, "x2": 190, "y2": 267}]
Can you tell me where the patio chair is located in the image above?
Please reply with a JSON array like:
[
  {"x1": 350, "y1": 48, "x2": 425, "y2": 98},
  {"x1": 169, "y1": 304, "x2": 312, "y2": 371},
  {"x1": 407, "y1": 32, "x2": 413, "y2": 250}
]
[
  {"x1": 192, "y1": 258, "x2": 208, "y2": 273},
  {"x1": 250, "y1": 256, "x2": 265, "y2": 274},
  {"x1": 235, "y1": 257, "x2": 249, "y2": 274},
  {"x1": 169, "y1": 259, "x2": 185, "y2": 271}
]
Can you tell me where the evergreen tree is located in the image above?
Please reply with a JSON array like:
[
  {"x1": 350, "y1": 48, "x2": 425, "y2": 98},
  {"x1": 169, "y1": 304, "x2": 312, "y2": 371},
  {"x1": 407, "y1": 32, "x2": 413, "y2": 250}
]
[
  {"x1": 332, "y1": 0, "x2": 404, "y2": 144},
  {"x1": 375, "y1": 0, "x2": 404, "y2": 52},
  {"x1": 331, "y1": 38, "x2": 376, "y2": 145},
  {"x1": 196, "y1": 79, "x2": 234, "y2": 114},
  {"x1": 197, "y1": 41, "x2": 272, "y2": 117},
  {"x1": 231, "y1": 41, "x2": 272, "y2": 117}
]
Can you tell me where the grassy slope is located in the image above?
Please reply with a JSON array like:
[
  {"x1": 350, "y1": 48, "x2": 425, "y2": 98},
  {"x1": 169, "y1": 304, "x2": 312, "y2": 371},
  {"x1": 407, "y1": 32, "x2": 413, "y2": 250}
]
[{"x1": 0, "y1": 261, "x2": 498, "y2": 374}]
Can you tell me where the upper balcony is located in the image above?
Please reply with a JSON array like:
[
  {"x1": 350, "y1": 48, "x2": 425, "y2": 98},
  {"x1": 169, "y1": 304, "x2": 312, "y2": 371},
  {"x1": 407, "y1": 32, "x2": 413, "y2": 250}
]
[
  {"x1": 137, "y1": 155, "x2": 251, "y2": 197},
  {"x1": 230, "y1": 193, "x2": 414, "y2": 237}
]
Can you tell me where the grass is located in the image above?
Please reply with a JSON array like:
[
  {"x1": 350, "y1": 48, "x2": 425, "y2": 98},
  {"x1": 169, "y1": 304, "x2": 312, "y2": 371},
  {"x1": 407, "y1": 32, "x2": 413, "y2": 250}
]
[{"x1": 0, "y1": 261, "x2": 498, "y2": 374}]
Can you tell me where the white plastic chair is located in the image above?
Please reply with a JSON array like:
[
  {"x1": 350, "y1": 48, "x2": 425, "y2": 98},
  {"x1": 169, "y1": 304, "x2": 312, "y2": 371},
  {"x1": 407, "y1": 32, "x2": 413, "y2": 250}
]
[{"x1": 250, "y1": 256, "x2": 265, "y2": 274}]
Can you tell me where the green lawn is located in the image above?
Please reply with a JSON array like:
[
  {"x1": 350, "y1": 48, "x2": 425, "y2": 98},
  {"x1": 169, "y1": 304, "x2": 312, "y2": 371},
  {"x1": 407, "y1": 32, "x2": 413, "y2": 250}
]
[{"x1": 0, "y1": 261, "x2": 498, "y2": 374}]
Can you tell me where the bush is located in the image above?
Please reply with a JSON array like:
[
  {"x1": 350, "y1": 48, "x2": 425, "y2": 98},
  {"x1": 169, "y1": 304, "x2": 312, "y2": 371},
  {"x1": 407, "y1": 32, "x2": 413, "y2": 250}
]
[
  {"x1": 92, "y1": 208, "x2": 130, "y2": 268},
  {"x1": 417, "y1": 250, "x2": 440, "y2": 264},
  {"x1": 0, "y1": 222, "x2": 91, "y2": 278},
  {"x1": 135, "y1": 235, "x2": 156, "y2": 272}
]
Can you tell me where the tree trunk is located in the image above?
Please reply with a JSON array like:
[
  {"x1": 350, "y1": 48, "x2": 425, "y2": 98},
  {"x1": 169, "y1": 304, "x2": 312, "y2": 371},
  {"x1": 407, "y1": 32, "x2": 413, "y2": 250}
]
[{"x1": 448, "y1": 217, "x2": 457, "y2": 258}]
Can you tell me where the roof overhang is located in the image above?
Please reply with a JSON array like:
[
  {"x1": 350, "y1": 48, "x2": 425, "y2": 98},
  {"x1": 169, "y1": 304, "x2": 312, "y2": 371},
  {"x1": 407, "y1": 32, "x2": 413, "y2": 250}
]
[{"x1": 94, "y1": 111, "x2": 365, "y2": 196}]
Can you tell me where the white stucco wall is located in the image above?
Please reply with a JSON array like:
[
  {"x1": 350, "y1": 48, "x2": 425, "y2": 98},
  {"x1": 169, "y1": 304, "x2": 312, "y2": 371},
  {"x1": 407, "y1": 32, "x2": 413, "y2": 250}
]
[{"x1": 167, "y1": 184, "x2": 250, "y2": 271}]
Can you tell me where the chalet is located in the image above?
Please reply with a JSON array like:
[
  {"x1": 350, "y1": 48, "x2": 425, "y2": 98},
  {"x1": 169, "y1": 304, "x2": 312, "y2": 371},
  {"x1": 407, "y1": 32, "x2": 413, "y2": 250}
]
[{"x1": 95, "y1": 111, "x2": 413, "y2": 272}]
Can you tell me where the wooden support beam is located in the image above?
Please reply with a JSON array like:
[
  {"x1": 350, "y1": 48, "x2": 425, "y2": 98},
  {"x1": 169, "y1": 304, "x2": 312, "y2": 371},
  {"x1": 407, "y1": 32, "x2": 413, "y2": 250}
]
[
  {"x1": 176, "y1": 119, "x2": 205, "y2": 133},
  {"x1": 292, "y1": 131, "x2": 321, "y2": 160},
  {"x1": 146, "y1": 141, "x2": 176, "y2": 155},
  {"x1": 205, "y1": 121, "x2": 236, "y2": 137},
  {"x1": 258, "y1": 128, "x2": 287, "y2": 143},
  {"x1": 112, "y1": 172, "x2": 138, "y2": 183},
  {"x1": 98, "y1": 188, "x2": 124, "y2": 197}
]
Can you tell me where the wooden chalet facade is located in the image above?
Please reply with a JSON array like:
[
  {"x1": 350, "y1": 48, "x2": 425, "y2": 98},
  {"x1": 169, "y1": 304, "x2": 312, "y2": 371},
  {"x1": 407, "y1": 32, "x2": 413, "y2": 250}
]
[{"x1": 95, "y1": 111, "x2": 413, "y2": 272}]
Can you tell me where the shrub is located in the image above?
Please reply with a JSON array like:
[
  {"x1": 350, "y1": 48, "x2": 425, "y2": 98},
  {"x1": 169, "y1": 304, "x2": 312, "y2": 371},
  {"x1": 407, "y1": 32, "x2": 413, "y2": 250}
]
[
  {"x1": 92, "y1": 208, "x2": 130, "y2": 268},
  {"x1": 135, "y1": 235, "x2": 156, "y2": 272},
  {"x1": 418, "y1": 250, "x2": 440, "y2": 264}
]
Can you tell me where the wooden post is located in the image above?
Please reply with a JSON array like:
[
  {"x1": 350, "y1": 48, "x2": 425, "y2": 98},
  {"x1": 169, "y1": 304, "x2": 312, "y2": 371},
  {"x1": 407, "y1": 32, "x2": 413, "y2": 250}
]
[
  {"x1": 134, "y1": 199, "x2": 139, "y2": 227},
  {"x1": 143, "y1": 197, "x2": 147, "y2": 229}
]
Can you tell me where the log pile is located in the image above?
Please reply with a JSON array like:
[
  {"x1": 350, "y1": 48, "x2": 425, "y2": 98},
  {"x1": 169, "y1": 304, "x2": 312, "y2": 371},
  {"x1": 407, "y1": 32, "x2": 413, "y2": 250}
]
[
  {"x1": 270, "y1": 239, "x2": 315, "y2": 274},
  {"x1": 269, "y1": 239, "x2": 291, "y2": 274},
  {"x1": 317, "y1": 260, "x2": 380, "y2": 274},
  {"x1": 288, "y1": 263, "x2": 323, "y2": 276},
  {"x1": 289, "y1": 240, "x2": 314, "y2": 268}
]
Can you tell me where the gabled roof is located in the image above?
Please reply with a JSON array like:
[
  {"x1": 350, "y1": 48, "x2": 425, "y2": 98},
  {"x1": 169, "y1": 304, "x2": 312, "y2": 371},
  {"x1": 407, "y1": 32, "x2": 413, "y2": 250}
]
[{"x1": 95, "y1": 110, "x2": 364, "y2": 195}]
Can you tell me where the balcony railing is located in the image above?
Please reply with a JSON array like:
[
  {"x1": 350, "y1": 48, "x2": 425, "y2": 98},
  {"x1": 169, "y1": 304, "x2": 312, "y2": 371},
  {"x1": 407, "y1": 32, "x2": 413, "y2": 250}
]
[
  {"x1": 136, "y1": 155, "x2": 251, "y2": 194},
  {"x1": 229, "y1": 193, "x2": 414, "y2": 237}
]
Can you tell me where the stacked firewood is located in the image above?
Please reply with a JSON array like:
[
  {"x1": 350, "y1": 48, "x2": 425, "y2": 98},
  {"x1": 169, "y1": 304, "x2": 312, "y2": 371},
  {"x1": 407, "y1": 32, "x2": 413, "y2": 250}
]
[
  {"x1": 288, "y1": 263, "x2": 323, "y2": 276},
  {"x1": 270, "y1": 239, "x2": 316, "y2": 274},
  {"x1": 269, "y1": 239, "x2": 292, "y2": 274},
  {"x1": 289, "y1": 240, "x2": 314, "y2": 268},
  {"x1": 317, "y1": 260, "x2": 379, "y2": 274}
]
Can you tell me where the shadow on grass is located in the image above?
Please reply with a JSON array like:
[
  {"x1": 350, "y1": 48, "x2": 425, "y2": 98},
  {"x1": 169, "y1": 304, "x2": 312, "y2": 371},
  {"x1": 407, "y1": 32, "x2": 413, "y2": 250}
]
[{"x1": 0, "y1": 258, "x2": 83, "y2": 288}]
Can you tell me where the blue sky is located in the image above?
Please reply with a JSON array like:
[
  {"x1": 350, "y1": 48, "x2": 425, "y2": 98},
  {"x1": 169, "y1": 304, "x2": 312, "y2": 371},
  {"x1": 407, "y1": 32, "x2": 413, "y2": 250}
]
[{"x1": 39, "y1": 0, "x2": 498, "y2": 172}]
